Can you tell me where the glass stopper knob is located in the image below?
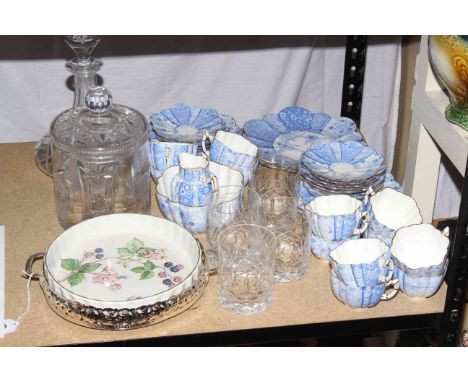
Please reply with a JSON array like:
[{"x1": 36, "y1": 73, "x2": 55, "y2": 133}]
[
  {"x1": 65, "y1": 35, "x2": 101, "y2": 59},
  {"x1": 85, "y1": 86, "x2": 112, "y2": 113}
]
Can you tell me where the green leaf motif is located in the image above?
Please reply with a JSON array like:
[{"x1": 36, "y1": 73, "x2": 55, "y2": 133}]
[
  {"x1": 117, "y1": 248, "x2": 133, "y2": 258},
  {"x1": 79, "y1": 262, "x2": 101, "y2": 273},
  {"x1": 127, "y1": 238, "x2": 144, "y2": 253},
  {"x1": 131, "y1": 267, "x2": 146, "y2": 274},
  {"x1": 67, "y1": 272, "x2": 85, "y2": 287},
  {"x1": 117, "y1": 259, "x2": 131, "y2": 268},
  {"x1": 61, "y1": 259, "x2": 81, "y2": 271},
  {"x1": 144, "y1": 261, "x2": 156, "y2": 271},
  {"x1": 140, "y1": 270, "x2": 154, "y2": 280}
]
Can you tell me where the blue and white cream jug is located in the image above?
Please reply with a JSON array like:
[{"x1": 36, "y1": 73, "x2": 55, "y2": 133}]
[{"x1": 170, "y1": 153, "x2": 218, "y2": 206}]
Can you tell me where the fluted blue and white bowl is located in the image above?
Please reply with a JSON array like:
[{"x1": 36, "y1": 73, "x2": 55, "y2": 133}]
[
  {"x1": 243, "y1": 106, "x2": 362, "y2": 168},
  {"x1": 301, "y1": 141, "x2": 385, "y2": 181},
  {"x1": 150, "y1": 104, "x2": 240, "y2": 144}
]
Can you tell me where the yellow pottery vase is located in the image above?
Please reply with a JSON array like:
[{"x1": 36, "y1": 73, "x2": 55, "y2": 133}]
[{"x1": 428, "y1": 35, "x2": 468, "y2": 130}]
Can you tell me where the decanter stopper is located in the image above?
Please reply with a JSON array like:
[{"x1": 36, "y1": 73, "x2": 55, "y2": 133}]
[
  {"x1": 85, "y1": 86, "x2": 112, "y2": 113},
  {"x1": 65, "y1": 35, "x2": 101, "y2": 60}
]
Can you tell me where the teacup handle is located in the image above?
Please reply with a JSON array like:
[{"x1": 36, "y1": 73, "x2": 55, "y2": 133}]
[
  {"x1": 379, "y1": 258, "x2": 399, "y2": 301},
  {"x1": 210, "y1": 174, "x2": 219, "y2": 190},
  {"x1": 378, "y1": 258, "x2": 394, "y2": 284},
  {"x1": 381, "y1": 279, "x2": 399, "y2": 301},
  {"x1": 201, "y1": 131, "x2": 213, "y2": 159},
  {"x1": 353, "y1": 209, "x2": 369, "y2": 236}
]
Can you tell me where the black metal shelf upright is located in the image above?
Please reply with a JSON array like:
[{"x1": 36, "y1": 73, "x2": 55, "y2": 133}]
[{"x1": 340, "y1": 35, "x2": 468, "y2": 347}]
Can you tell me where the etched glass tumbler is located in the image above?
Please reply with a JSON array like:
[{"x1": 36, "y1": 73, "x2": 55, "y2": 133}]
[
  {"x1": 259, "y1": 194, "x2": 309, "y2": 282},
  {"x1": 206, "y1": 186, "x2": 262, "y2": 271},
  {"x1": 217, "y1": 224, "x2": 276, "y2": 315}
]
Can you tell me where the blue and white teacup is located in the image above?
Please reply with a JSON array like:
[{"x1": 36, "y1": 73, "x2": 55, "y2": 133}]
[
  {"x1": 148, "y1": 131, "x2": 198, "y2": 180},
  {"x1": 202, "y1": 131, "x2": 258, "y2": 184},
  {"x1": 391, "y1": 224, "x2": 449, "y2": 298},
  {"x1": 367, "y1": 188, "x2": 422, "y2": 246},
  {"x1": 329, "y1": 238, "x2": 394, "y2": 288},
  {"x1": 307, "y1": 233, "x2": 358, "y2": 262},
  {"x1": 330, "y1": 270, "x2": 396, "y2": 309},
  {"x1": 304, "y1": 195, "x2": 368, "y2": 241}
]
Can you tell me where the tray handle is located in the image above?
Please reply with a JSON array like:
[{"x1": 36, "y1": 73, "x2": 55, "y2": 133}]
[{"x1": 24, "y1": 252, "x2": 45, "y2": 280}]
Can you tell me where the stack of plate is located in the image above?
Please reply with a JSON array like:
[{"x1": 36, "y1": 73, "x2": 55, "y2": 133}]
[
  {"x1": 243, "y1": 106, "x2": 362, "y2": 170},
  {"x1": 150, "y1": 104, "x2": 240, "y2": 152},
  {"x1": 299, "y1": 141, "x2": 386, "y2": 200}
]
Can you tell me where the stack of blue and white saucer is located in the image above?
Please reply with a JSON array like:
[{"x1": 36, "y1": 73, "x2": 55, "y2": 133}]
[{"x1": 298, "y1": 141, "x2": 386, "y2": 201}]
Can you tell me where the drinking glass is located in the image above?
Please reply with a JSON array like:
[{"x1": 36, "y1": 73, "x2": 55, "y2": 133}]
[
  {"x1": 206, "y1": 186, "x2": 261, "y2": 271},
  {"x1": 217, "y1": 224, "x2": 276, "y2": 315},
  {"x1": 259, "y1": 194, "x2": 309, "y2": 282},
  {"x1": 253, "y1": 154, "x2": 298, "y2": 196}
]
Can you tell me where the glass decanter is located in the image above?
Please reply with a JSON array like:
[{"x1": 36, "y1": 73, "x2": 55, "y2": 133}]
[
  {"x1": 34, "y1": 35, "x2": 102, "y2": 176},
  {"x1": 50, "y1": 86, "x2": 151, "y2": 228}
]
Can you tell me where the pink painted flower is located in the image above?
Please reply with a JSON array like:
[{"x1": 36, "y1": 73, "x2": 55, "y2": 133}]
[
  {"x1": 110, "y1": 283, "x2": 122, "y2": 292},
  {"x1": 144, "y1": 251, "x2": 161, "y2": 260},
  {"x1": 158, "y1": 271, "x2": 167, "y2": 278},
  {"x1": 92, "y1": 266, "x2": 120, "y2": 286},
  {"x1": 173, "y1": 276, "x2": 182, "y2": 283},
  {"x1": 176, "y1": 264, "x2": 184, "y2": 270}
]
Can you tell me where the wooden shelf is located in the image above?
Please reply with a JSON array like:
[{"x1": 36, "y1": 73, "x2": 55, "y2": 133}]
[
  {"x1": 0, "y1": 142, "x2": 446, "y2": 346},
  {"x1": 415, "y1": 89, "x2": 468, "y2": 175}
]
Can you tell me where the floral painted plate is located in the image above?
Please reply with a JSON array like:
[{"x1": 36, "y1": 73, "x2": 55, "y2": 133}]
[
  {"x1": 243, "y1": 106, "x2": 362, "y2": 169},
  {"x1": 36, "y1": 214, "x2": 205, "y2": 311}
]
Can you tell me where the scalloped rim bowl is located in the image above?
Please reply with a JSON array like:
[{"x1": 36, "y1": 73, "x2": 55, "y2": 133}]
[{"x1": 42, "y1": 214, "x2": 203, "y2": 310}]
